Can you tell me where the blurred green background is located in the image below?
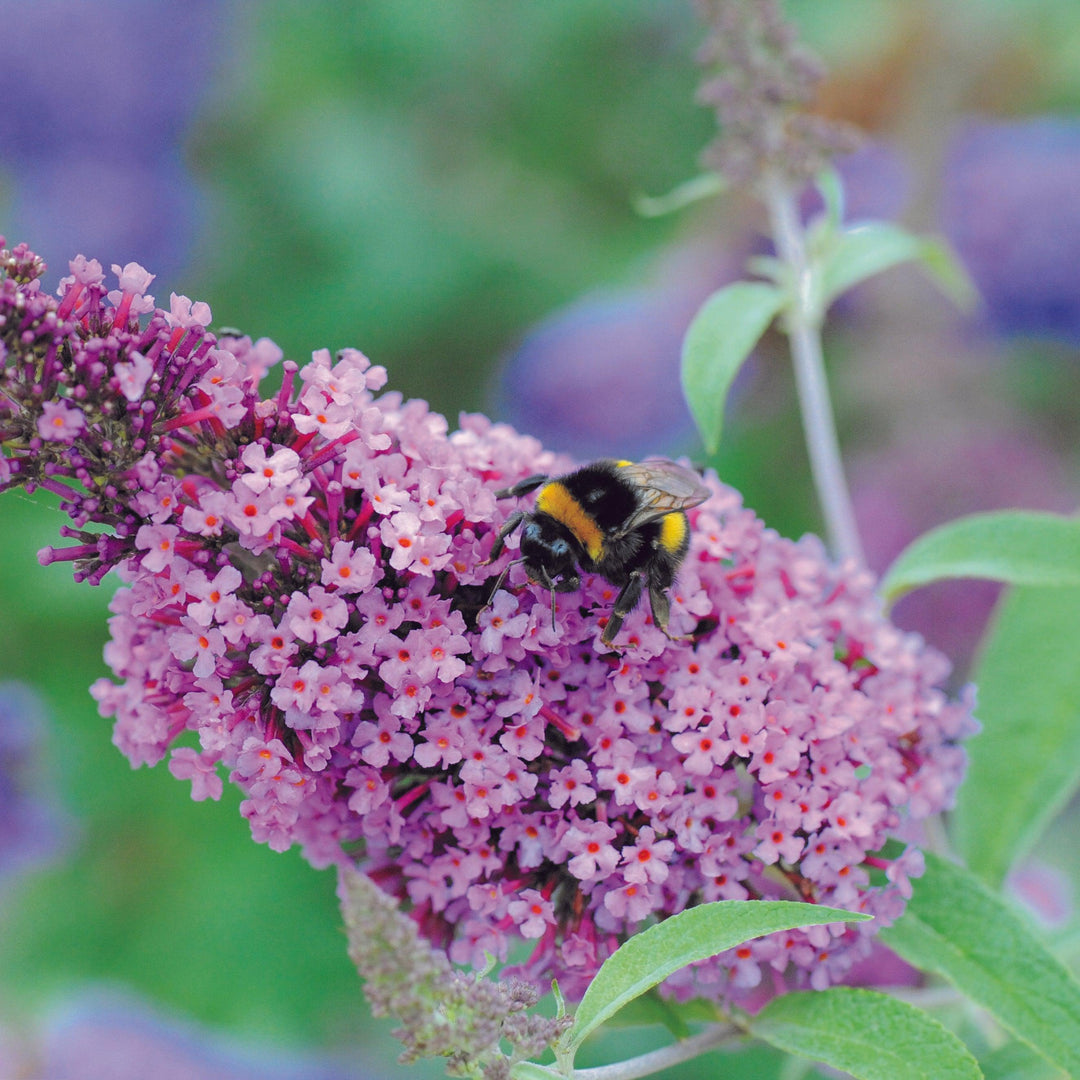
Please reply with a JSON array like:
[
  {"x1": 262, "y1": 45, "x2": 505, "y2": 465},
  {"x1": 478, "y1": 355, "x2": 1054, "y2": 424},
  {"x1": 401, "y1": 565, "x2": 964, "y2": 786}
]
[{"x1": 3, "y1": 0, "x2": 1080, "y2": 1075}]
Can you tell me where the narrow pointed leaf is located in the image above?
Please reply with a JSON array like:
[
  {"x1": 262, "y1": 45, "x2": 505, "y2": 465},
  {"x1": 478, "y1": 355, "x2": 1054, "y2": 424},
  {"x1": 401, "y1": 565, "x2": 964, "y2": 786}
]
[
  {"x1": 565, "y1": 900, "x2": 868, "y2": 1053},
  {"x1": 953, "y1": 584, "x2": 1080, "y2": 883},
  {"x1": 879, "y1": 511, "x2": 1080, "y2": 604},
  {"x1": 881, "y1": 852, "x2": 1080, "y2": 1077},
  {"x1": 815, "y1": 167, "x2": 845, "y2": 230},
  {"x1": 819, "y1": 222, "x2": 977, "y2": 312},
  {"x1": 917, "y1": 236, "x2": 981, "y2": 311},
  {"x1": 681, "y1": 281, "x2": 785, "y2": 454},
  {"x1": 745, "y1": 254, "x2": 788, "y2": 286},
  {"x1": 751, "y1": 987, "x2": 981, "y2": 1080},
  {"x1": 634, "y1": 172, "x2": 727, "y2": 217}
]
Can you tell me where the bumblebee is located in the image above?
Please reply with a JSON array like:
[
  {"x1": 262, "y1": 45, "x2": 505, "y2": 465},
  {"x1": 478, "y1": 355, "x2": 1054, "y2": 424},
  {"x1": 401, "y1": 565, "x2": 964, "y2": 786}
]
[{"x1": 484, "y1": 458, "x2": 710, "y2": 646}]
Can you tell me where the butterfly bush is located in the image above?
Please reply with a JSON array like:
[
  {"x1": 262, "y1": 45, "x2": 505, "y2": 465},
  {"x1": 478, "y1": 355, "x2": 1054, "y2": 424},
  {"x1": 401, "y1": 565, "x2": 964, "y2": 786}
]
[{"x1": 0, "y1": 240, "x2": 975, "y2": 1002}]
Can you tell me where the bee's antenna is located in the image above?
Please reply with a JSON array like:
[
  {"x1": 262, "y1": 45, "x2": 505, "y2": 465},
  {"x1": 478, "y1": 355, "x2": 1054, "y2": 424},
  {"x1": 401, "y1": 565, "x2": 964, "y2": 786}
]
[{"x1": 483, "y1": 557, "x2": 524, "y2": 613}]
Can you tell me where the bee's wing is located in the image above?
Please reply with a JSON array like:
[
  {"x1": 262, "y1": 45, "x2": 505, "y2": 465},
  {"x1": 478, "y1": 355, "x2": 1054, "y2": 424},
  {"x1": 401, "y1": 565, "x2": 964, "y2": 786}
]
[{"x1": 613, "y1": 459, "x2": 711, "y2": 535}]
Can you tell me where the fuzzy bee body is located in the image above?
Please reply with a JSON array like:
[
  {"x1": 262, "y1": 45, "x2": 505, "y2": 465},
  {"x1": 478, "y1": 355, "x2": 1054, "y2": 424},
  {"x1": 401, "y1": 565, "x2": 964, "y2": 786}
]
[{"x1": 485, "y1": 458, "x2": 710, "y2": 645}]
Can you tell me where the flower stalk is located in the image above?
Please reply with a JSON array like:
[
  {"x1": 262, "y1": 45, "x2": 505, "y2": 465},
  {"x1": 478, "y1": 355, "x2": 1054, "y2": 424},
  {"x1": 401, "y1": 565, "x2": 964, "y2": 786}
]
[
  {"x1": 694, "y1": 0, "x2": 864, "y2": 566},
  {"x1": 565, "y1": 1022, "x2": 740, "y2": 1080},
  {"x1": 763, "y1": 169, "x2": 866, "y2": 566}
]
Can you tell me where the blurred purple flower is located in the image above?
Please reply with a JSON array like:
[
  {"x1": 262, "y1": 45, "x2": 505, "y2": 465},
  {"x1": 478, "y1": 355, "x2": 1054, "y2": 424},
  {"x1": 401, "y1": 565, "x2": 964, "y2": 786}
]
[
  {"x1": 943, "y1": 117, "x2": 1080, "y2": 343},
  {"x1": 802, "y1": 140, "x2": 910, "y2": 226},
  {"x1": 853, "y1": 424, "x2": 1076, "y2": 676},
  {"x1": 5, "y1": 988, "x2": 381, "y2": 1080},
  {"x1": 495, "y1": 287, "x2": 696, "y2": 459},
  {"x1": 0, "y1": 0, "x2": 220, "y2": 284},
  {"x1": 0, "y1": 682, "x2": 70, "y2": 887},
  {"x1": 494, "y1": 244, "x2": 731, "y2": 459}
]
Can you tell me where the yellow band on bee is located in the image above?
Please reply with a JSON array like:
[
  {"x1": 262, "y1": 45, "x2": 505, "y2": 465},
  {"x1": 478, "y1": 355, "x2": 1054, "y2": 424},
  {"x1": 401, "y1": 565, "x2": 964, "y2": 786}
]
[
  {"x1": 659, "y1": 511, "x2": 687, "y2": 554},
  {"x1": 536, "y1": 482, "x2": 605, "y2": 561}
]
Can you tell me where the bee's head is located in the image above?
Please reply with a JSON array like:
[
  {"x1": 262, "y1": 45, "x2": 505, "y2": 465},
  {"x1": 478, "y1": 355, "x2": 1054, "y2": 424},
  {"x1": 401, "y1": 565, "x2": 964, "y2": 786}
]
[{"x1": 520, "y1": 515, "x2": 576, "y2": 583}]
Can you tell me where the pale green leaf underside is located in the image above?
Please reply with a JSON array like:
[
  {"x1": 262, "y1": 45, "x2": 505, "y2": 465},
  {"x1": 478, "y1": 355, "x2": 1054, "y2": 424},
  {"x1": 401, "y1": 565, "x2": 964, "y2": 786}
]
[
  {"x1": 953, "y1": 584, "x2": 1080, "y2": 884},
  {"x1": 815, "y1": 167, "x2": 845, "y2": 230},
  {"x1": 879, "y1": 510, "x2": 1080, "y2": 604},
  {"x1": 882, "y1": 853, "x2": 1080, "y2": 1077},
  {"x1": 751, "y1": 987, "x2": 981, "y2": 1080},
  {"x1": 819, "y1": 221, "x2": 977, "y2": 312},
  {"x1": 634, "y1": 172, "x2": 728, "y2": 217},
  {"x1": 510, "y1": 1062, "x2": 559, "y2": 1080},
  {"x1": 566, "y1": 900, "x2": 868, "y2": 1053},
  {"x1": 681, "y1": 281, "x2": 785, "y2": 455}
]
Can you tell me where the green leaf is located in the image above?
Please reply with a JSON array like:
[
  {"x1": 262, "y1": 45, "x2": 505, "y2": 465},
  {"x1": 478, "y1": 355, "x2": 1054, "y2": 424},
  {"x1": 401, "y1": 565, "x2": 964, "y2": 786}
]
[
  {"x1": 819, "y1": 221, "x2": 977, "y2": 312},
  {"x1": 881, "y1": 852, "x2": 1080, "y2": 1077},
  {"x1": 745, "y1": 254, "x2": 788, "y2": 286},
  {"x1": 510, "y1": 1062, "x2": 560, "y2": 1080},
  {"x1": 681, "y1": 281, "x2": 786, "y2": 454},
  {"x1": 979, "y1": 1040, "x2": 1065, "y2": 1080},
  {"x1": 564, "y1": 900, "x2": 869, "y2": 1054},
  {"x1": 953, "y1": 585, "x2": 1080, "y2": 883},
  {"x1": 879, "y1": 511, "x2": 1080, "y2": 604},
  {"x1": 814, "y1": 167, "x2": 845, "y2": 230},
  {"x1": 917, "y1": 236, "x2": 981, "y2": 311},
  {"x1": 634, "y1": 172, "x2": 727, "y2": 217},
  {"x1": 750, "y1": 987, "x2": 981, "y2": 1080}
]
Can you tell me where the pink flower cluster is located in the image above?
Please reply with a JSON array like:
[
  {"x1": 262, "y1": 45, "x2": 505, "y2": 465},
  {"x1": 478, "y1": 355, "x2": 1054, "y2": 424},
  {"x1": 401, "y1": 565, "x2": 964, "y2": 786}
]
[{"x1": 0, "y1": 242, "x2": 975, "y2": 1002}]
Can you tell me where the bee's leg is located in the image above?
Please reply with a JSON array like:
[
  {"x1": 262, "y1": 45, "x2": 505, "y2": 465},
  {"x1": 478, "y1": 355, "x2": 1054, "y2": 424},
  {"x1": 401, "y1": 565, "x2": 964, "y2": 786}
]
[
  {"x1": 603, "y1": 569, "x2": 647, "y2": 645},
  {"x1": 648, "y1": 579, "x2": 695, "y2": 642},
  {"x1": 494, "y1": 474, "x2": 549, "y2": 499},
  {"x1": 481, "y1": 510, "x2": 525, "y2": 565},
  {"x1": 647, "y1": 580, "x2": 673, "y2": 638}
]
